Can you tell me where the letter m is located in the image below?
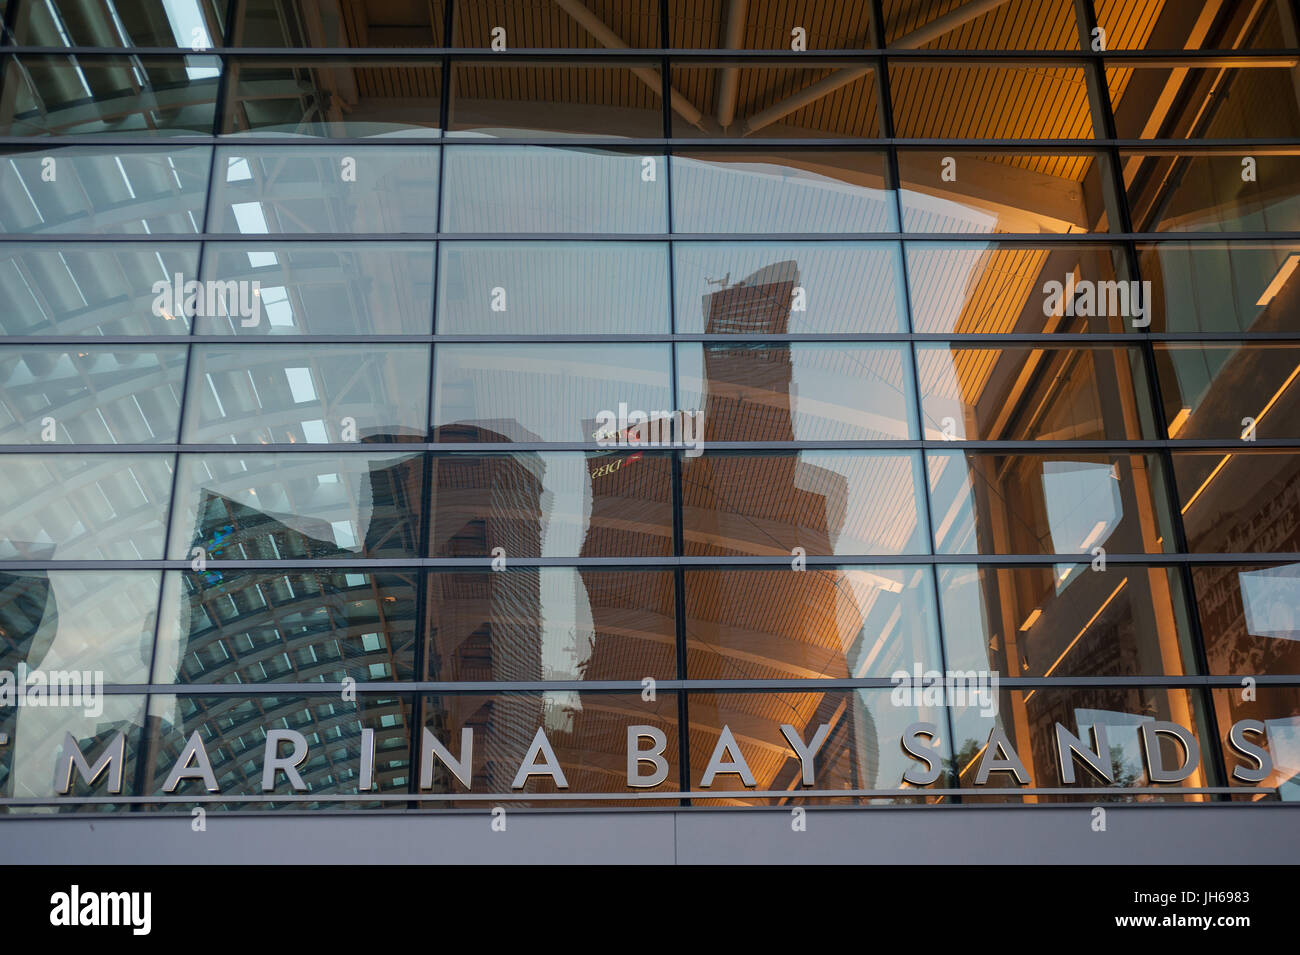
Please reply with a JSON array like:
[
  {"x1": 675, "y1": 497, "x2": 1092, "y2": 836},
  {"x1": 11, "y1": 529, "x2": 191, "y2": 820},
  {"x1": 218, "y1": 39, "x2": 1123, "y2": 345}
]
[
  {"x1": 947, "y1": 670, "x2": 982, "y2": 706},
  {"x1": 1094, "y1": 280, "x2": 1127, "y2": 318},
  {"x1": 100, "y1": 892, "x2": 129, "y2": 926},
  {"x1": 48, "y1": 670, "x2": 77, "y2": 696},
  {"x1": 56, "y1": 731, "x2": 126, "y2": 794},
  {"x1": 205, "y1": 279, "x2": 239, "y2": 318}
]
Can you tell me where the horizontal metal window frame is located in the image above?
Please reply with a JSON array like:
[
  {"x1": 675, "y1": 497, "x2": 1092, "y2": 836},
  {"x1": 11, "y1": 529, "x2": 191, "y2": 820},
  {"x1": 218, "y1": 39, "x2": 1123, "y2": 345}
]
[
  {"x1": 40, "y1": 676, "x2": 1300, "y2": 695},
  {"x1": 4, "y1": 334, "x2": 1299, "y2": 344},
  {"x1": 3, "y1": 233, "x2": 1297, "y2": 242},
  {"x1": 3, "y1": 47, "x2": 1298, "y2": 63},
  {"x1": 1, "y1": 136, "x2": 1297, "y2": 149},
  {"x1": 3, "y1": 555, "x2": 1297, "y2": 569},
  {"x1": 0, "y1": 439, "x2": 1295, "y2": 451}
]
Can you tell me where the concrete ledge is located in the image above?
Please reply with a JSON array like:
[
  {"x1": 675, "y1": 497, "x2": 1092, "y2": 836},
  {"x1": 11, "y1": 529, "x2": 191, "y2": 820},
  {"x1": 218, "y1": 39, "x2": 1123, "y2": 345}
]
[{"x1": 0, "y1": 804, "x2": 1295, "y2": 864}]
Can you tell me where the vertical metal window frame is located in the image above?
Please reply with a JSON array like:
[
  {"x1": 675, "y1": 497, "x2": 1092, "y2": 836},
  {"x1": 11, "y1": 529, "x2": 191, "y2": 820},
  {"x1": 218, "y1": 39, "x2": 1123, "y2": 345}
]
[
  {"x1": 1072, "y1": 0, "x2": 1230, "y2": 794},
  {"x1": 871, "y1": 0, "x2": 962, "y2": 802},
  {"x1": 408, "y1": 0, "x2": 455, "y2": 806},
  {"x1": 129, "y1": 0, "x2": 242, "y2": 804}
]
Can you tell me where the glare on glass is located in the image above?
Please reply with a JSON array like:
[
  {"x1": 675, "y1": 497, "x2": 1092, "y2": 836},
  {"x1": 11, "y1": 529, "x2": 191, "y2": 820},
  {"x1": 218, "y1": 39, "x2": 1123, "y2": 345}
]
[
  {"x1": 0, "y1": 243, "x2": 200, "y2": 336},
  {"x1": 196, "y1": 242, "x2": 436, "y2": 335},
  {"x1": 209, "y1": 145, "x2": 439, "y2": 234},
  {"x1": 438, "y1": 242, "x2": 670, "y2": 334},
  {"x1": 0, "y1": 146, "x2": 211, "y2": 235},
  {"x1": 0, "y1": 346, "x2": 187, "y2": 444},
  {"x1": 433, "y1": 343, "x2": 672, "y2": 443},
  {"x1": 672, "y1": 150, "x2": 896, "y2": 233},
  {"x1": 0, "y1": 570, "x2": 162, "y2": 683},
  {"x1": 182, "y1": 344, "x2": 430, "y2": 444},
  {"x1": 441, "y1": 146, "x2": 668, "y2": 233},
  {"x1": 0, "y1": 454, "x2": 173, "y2": 560}
]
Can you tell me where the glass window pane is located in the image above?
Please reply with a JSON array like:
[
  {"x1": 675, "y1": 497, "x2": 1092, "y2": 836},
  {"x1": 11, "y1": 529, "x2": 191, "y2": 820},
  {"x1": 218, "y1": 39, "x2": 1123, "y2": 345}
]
[
  {"x1": 223, "y1": 58, "x2": 442, "y2": 138},
  {"x1": 939, "y1": 564, "x2": 1198, "y2": 678},
  {"x1": 0, "y1": 570, "x2": 161, "y2": 682},
  {"x1": 438, "y1": 242, "x2": 670, "y2": 334},
  {"x1": 147, "y1": 694, "x2": 412, "y2": 807},
  {"x1": 453, "y1": 0, "x2": 660, "y2": 47},
  {"x1": 916, "y1": 344, "x2": 1155, "y2": 441},
  {"x1": 450, "y1": 62, "x2": 663, "y2": 138},
  {"x1": 906, "y1": 242, "x2": 1136, "y2": 334},
  {"x1": 674, "y1": 241, "x2": 907, "y2": 334},
  {"x1": 927, "y1": 451, "x2": 1177, "y2": 555},
  {"x1": 236, "y1": 0, "x2": 444, "y2": 46},
  {"x1": 677, "y1": 342, "x2": 916, "y2": 441},
  {"x1": 898, "y1": 151, "x2": 1117, "y2": 233},
  {"x1": 425, "y1": 568, "x2": 676, "y2": 681},
  {"x1": 0, "y1": 345, "x2": 187, "y2": 443},
  {"x1": 883, "y1": 0, "x2": 1079, "y2": 48},
  {"x1": 14, "y1": 0, "x2": 229, "y2": 46},
  {"x1": 208, "y1": 145, "x2": 439, "y2": 235},
  {"x1": 0, "y1": 146, "x2": 211, "y2": 235},
  {"x1": 1211, "y1": 685, "x2": 1300, "y2": 801},
  {"x1": 168, "y1": 452, "x2": 424, "y2": 560},
  {"x1": 1110, "y1": 65, "x2": 1300, "y2": 139},
  {"x1": 682, "y1": 451, "x2": 929, "y2": 557},
  {"x1": 0, "y1": 454, "x2": 173, "y2": 560},
  {"x1": 0, "y1": 242, "x2": 199, "y2": 337},
  {"x1": 1157, "y1": 343, "x2": 1300, "y2": 441},
  {"x1": 153, "y1": 568, "x2": 419, "y2": 685},
  {"x1": 672, "y1": 149, "x2": 896, "y2": 233},
  {"x1": 1124, "y1": 151, "x2": 1300, "y2": 233},
  {"x1": 1141, "y1": 241, "x2": 1300, "y2": 334},
  {"x1": 430, "y1": 452, "x2": 673, "y2": 558},
  {"x1": 667, "y1": 63, "x2": 879, "y2": 139},
  {"x1": 2, "y1": 697, "x2": 148, "y2": 810},
  {"x1": 1174, "y1": 451, "x2": 1300, "y2": 553},
  {"x1": 687, "y1": 690, "x2": 950, "y2": 803},
  {"x1": 1096, "y1": 0, "x2": 1290, "y2": 51},
  {"x1": 669, "y1": 0, "x2": 873, "y2": 48},
  {"x1": 1194, "y1": 564, "x2": 1300, "y2": 675},
  {"x1": 890, "y1": 65, "x2": 1093, "y2": 138},
  {"x1": 950, "y1": 687, "x2": 1216, "y2": 802},
  {"x1": 684, "y1": 567, "x2": 940, "y2": 680},
  {"x1": 197, "y1": 242, "x2": 436, "y2": 336},
  {"x1": 441, "y1": 146, "x2": 667, "y2": 233},
  {"x1": 0, "y1": 55, "x2": 220, "y2": 137},
  {"x1": 433, "y1": 343, "x2": 672, "y2": 444},
  {"x1": 182, "y1": 343, "x2": 430, "y2": 443}
]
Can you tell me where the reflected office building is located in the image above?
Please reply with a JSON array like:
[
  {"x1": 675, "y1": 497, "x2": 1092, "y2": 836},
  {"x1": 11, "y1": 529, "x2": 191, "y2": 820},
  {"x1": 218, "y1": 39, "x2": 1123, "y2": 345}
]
[{"x1": 1, "y1": 0, "x2": 1299, "y2": 860}]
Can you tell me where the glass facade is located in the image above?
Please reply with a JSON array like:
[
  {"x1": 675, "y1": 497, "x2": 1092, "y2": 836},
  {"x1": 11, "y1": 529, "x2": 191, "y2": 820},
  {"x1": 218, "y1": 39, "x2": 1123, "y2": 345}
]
[{"x1": 1, "y1": 0, "x2": 1300, "y2": 812}]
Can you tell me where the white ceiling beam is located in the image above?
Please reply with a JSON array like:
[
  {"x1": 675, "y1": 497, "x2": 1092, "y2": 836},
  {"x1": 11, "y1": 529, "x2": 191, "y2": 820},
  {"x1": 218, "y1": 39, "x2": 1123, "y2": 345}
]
[{"x1": 740, "y1": 0, "x2": 1015, "y2": 136}]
